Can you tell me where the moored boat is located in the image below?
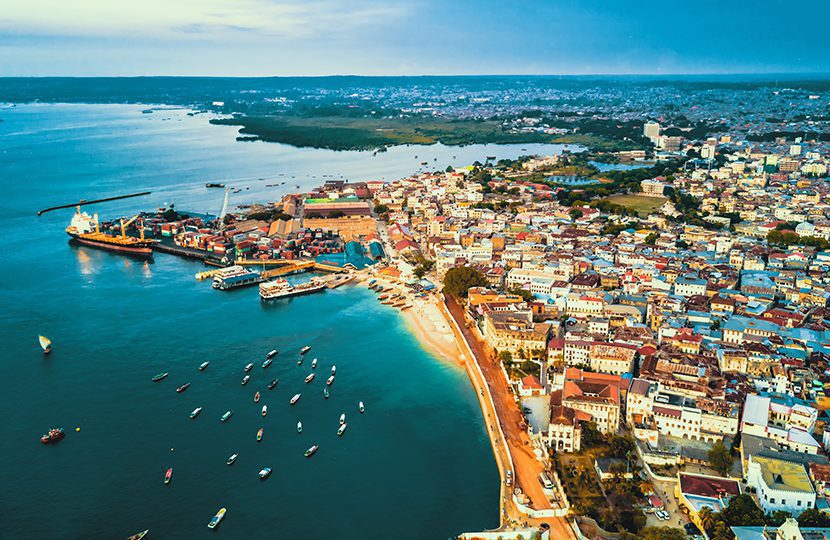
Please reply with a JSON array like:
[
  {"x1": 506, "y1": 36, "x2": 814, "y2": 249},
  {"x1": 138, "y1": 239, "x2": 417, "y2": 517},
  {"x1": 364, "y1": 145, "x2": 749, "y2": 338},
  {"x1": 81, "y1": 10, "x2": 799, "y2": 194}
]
[
  {"x1": 297, "y1": 421, "x2": 302, "y2": 433},
  {"x1": 226, "y1": 453, "x2": 237, "y2": 465},
  {"x1": 311, "y1": 358, "x2": 317, "y2": 369},
  {"x1": 241, "y1": 375, "x2": 250, "y2": 385},
  {"x1": 304, "y1": 445, "x2": 319, "y2": 457},
  {"x1": 126, "y1": 529, "x2": 149, "y2": 540},
  {"x1": 261, "y1": 405, "x2": 267, "y2": 417},
  {"x1": 262, "y1": 357, "x2": 273, "y2": 368},
  {"x1": 305, "y1": 373, "x2": 315, "y2": 383},
  {"x1": 199, "y1": 361, "x2": 209, "y2": 370},
  {"x1": 266, "y1": 349, "x2": 278, "y2": 359},
  {"x1": 337, "y1": 423, "x2": 347, "y2": 436},
  {"x1": 268, "y1": 379, "x2": 278, "y2": 390},
  {"x1": 297, "y1": 355, "x2": 303, "y2": 366},
  {"x1": 244, "y1": 363, "x2": 253, "y2": 372},
  {"x1": 290, "y1": 393, "x2": 301, "y2": 405},
  {"x1": 38, "y1": 335, "x2": 52, "y2": 354},
  {"x1": 152, "y1": 372, "x2": 168, "y2": 382},
  {"x1": 207, "y1": 508, "x2": 226, "y2": 529},
  {"x1": 259, "y1": 467, "x2": 272, "y2": 480},
  {"x1": 221, "y1": 410, "x2": 233, "y2": 422},
  {"x1": 339, "y1": 413, "x2": 346, "y2": 425},
  {"x1": 190, "y1": 407, "x2": 202, "y2": 419},
  {"x1": 326, "y1": 375, "x2": 335, "y2": 386},
  {"x1": 256, "y1": 428, "x2": 263, "y2": 442},
  {"x1": 164, "y1": 468, "x2": 172, "y2": 484},
  {"x1": 359, "y1": 401, "x2": 365, "y2": 413},
  {"x1": 176, "y1": 383, "x2": 191, "y2": 393},
  {"x1": 66, "y1": 207, "x2": 154, "y2": 258},
  {"x1": 323, "y1": 387, "x2": 329, "y2": 399},
  {"x1": 254, "y1": 391, "x2": 261, "y2": 403},
  {"x1": 331, "y1": 365, "x2": 336, "y2": 375},
  {"x1": 300, "y1": 346, "x2": 311, "y2": 354},
  {"x1": 40, "y1": 427, "x2": 65, "y2": 444}
]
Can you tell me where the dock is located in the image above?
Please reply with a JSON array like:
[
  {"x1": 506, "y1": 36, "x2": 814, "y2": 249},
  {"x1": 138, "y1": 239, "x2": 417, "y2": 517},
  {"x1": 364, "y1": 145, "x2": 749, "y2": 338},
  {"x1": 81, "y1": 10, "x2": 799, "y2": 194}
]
[{"x1": 37, "y1": 191, "x2": 151, "y2": 216}]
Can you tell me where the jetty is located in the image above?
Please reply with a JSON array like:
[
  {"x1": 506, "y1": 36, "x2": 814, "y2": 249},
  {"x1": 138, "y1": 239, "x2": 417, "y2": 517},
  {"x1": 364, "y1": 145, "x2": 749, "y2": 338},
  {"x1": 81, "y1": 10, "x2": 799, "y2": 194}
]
[{"x1": 37, "y1": 191, "x2": 151, "y2": 216}]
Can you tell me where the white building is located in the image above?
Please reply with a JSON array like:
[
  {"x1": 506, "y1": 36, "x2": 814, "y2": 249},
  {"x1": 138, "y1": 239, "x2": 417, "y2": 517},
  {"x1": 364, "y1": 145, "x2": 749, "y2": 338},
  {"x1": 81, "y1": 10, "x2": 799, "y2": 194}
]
[{"x1": 746, "y1": 455, "x2": 815, "y2": 516}]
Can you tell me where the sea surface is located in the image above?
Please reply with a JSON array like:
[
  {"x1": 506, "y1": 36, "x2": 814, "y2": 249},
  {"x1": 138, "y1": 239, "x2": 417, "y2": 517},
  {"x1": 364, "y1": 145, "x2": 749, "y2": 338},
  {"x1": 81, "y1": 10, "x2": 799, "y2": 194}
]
[{"x1": 0, "y1": 104, "x2": 575, "y2": 539}]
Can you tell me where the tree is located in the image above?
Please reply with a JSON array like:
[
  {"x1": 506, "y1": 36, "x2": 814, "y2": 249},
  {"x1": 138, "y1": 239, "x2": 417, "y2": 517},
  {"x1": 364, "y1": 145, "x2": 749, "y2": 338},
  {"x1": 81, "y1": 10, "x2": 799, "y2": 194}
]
[
  {"x1": 638, "y1": 526, "x2": 687, "y2": 540},
  {"x1": 498, "y1": 350, "x2": 513, "y2": 364},
  {"x1": 442, "y1": 266, "x2": 487, "y2": 298},
  {"x1": 720, "y1": 494, "x2": 765, "y2": 527},
  {"x1": 798, "y1": 507, "x2": 830, "y2": 527},
  {"x1": 644, "y1": 232, "x2": 658, "y2": 245},
  {"x1": 445, "y1": 165, "x2": 455, "y2": 173},
  {"x1": 698, "y1": 507, "x2": 717, "y2": 534},
  {"x1": 373, "y1": 203, "x2": 389, "y2": 214},
  {"x1": 766, "y1": 510, "x2": 792, "y2": 526},
  {"x1": 609, "y1": 434, "x2": 635, "y2": 458},
  {"x1": 569, "y1": 208, "x2": 584, "y2": 220},
  {"x1": 707, "y1": 441, "x2": 733, "y2": 476},
  {"x1": 507, "y1": 286, "x2": 534, "y2": 302},
  {"x1": 328, "y1": 210, "x2": 345, "y2": 218}
]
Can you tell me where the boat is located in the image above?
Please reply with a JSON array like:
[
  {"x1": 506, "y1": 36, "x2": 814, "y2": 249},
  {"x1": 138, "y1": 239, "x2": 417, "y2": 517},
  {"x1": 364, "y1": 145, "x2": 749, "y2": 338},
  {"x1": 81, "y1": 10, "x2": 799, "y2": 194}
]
[
  {"x1": 290, "y1": 393, "x2": 301, "y2": 405},
  {"x1": 190, "y1": 407, "x2": 202, "y2": 419},
  {"x1": 254, "y1": 391, "x2": 261, "y2": 403},
  {"x1": 256, "y1": 428, "x2": 263, "y2": 442},
  {"x1": 401, "y1": 304, "x2": 412, "y2": 310},
  {"x1": 300, "y1": 346, "x2": 311, "y2": 355},
  {"x1": 337, "y1": 423, "x2": 347, "y2": 436},
  {"x1": 38, "y1": 335, "x2": 52, "y2": 354},
  {"x1": 262, "y1": 357, "x2": 273, "y2": 368},
  {"x1": 40, "y1": 427, "x2": 64, "y2": 444},
  {"x1": 152, "y1": 372, "x2": 168, "y2": 382},
  {"x1": 207, "y1": 508, "x2": 226, "y2": 529},
  {"x1": 261, "y1": 405, "x2": 267, "y2": 417},
  {"x1": 126, "y1": 530, "x2": 149, "y2": 540},
  {"x1": 66, "y1": 207, "x2": 154, "y2": 258},
  {"x1": 268, "y1": 379, "x2": 278, "y2": 390},
  {"x1": 266, "y1": 349, "x2": 278, "y2": 359},
  {"x1": 199, "y1": 361, "x2": 209, "y2": 371},
  {"x1": 244, "y1": 363, "x2": 254, "y2": 372},
  {"x1": 326, "y1": 375, "x2": 335, "y2": 386},
  {"x1": 176, "y1": 383, "x2": 190, "y2": 393},
  {"x1": 304, "y1": 445, "x2": 319, "y2": 457},
  {"x1": 259, "y1": 277, "x2": 326, "y2": 301},
  {"x1": 297, "y1": 421, "x2": 302, "y2": 433},
  {"x1": 241, "y1": 375, "x2": 250, "y2": 385},
  {"x1": 305, "y1": 373, "x2": 315, "y2": 383},
  {"x1": 331, "y1": 365, "x2": 336, "y2": 375},
  {"x1": 212, "y1": 266, "x2": 261, "y2": 291},
  {"x1": 221, "y1": 411, "x2": 233, "y2": 422},
  {"x1": 359, "y1": 401, "x2": 365, "y2": 413},
  {"x1": 259, "y1": 467, "x2": 272, "y2": 480},
  {"x1": 323, "y1": 388, "x2": 329, "y2": 399},
  {"x1": 378, "y1": 294, "x2": 388, "y2": 300},
  {"x1": 164, "y1": 468, "x2": 172, "y2": 484},
  {"x1": 311, "y1": 358, "x2": 317, "y2": 369},
  {"x1": 339, "y1": 413, "x2": 346, "y2": 425},
  {"x1": 226, "y1": 453, "x2": 238, "y2": 465},
  {"x1": 205, "y1": 182, "x2": 225, "y2": 188},
  {"x1": 297, "y1": 355, "x2": 303, "y2": 366}
]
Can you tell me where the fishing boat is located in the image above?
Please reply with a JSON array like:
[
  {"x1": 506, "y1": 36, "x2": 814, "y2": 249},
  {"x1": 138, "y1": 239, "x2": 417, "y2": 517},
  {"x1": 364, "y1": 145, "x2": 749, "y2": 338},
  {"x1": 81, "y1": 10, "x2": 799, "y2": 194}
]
[
  {"x1": 339, "y1": 413, "x2": 346, "y2": 425},
  {"x1": 304, "y1": 445, "x2": 319, "y2": 457},
  {"x1": 266, "y1": 349, "x2": 278, "y2": 359},
  {"x1": 261, "y1": 405, "x2": 267, "y2": 417},
  {"x1": 297, "y1": 355, "x2": 303, "y2": 366},
  {"x1": 40, "y1": 427, "x2": 64, "y2": 444},
  {"x1": 359, "y1": 401, "x2": 365, "y2": 413},
  {"x1": 326, "y1": 375, "x2": 335, "y2": 386},
  {"x1": 199, "y1": 361, "x2": 209, "y2": 371},
  {"x1": 226, "y1": 454, "x2": 237, "y2": 465},
  {"x1": 152, "y1": 372, "x2": 168, "y2": 382},
  {"x1": 176, "y1": 383, "x2": 191, "y2": 393},
  {"x1": 324, "y1": 388, "x2": 329, "y2": 399},
  {"x1": 258, "y1": 467, "x2": 272, "y2": 480},
  {"x1": 262, "y1": 357, "x2": 273, "y2": 368},
  {"x1": 311, "y1": 358, "x2": 317, "y2": 369},
  {"x1": 337, "y1": 423, "x2": 347, "y2": 436},
  {"x1": 256, "y1": 428, "x2": 263, "y2": 442},
  {"x1": 241, "y1": 375, "x2": 250, "y2": 385},
  {"x1": 244, "y1": 363, "x2": 254, "y2": 373},
  {"x1": 38, "y1": 335, "x2": 52, "y2": 354},
  {"x1": 290, "y1": 393, "x2": 301, "y2": 405},
  {"x1": 300, "y1": 346, "x2": 311, "y2": 354},
  {"x1": 268, "y1": 379, "x2": 278, "y2": 390},
  {"x1": 207, "y1": 508, "x2": 226, "y2": 529},
  {"x1": 126, "y1": 529, "x2": 149, "y2": 540},
  {"x1": 378, "y1": 294, "x2": 388, "y2": 300},
  {"x1": 221, "y1": 411, "x2": 233, "y2": 422},
  {"x1": 305, "y1": 373, "x2": 315, "y2": 383},
  {"x1": 297, "y1": 421, "x2": 302, "y2": 433},
  {"x1": 331, "y1": 365, "x2": 336, "y2": 375},
  {"x1": 401, "y1": 304, "x2": 412, "y2": 310},
  {"x1": 164, "y1": 468, "x2": 172, "y2": 484},
  {"x1": 190, "y1": 407, "x2": 202, "y2": 419}
]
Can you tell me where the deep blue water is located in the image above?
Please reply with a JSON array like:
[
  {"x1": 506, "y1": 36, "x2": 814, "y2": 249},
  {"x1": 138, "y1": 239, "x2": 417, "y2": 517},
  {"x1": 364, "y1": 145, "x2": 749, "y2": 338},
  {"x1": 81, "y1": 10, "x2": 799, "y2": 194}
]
[{"x1": 0, "y1": 104, "x2": 508, "y2": 539}]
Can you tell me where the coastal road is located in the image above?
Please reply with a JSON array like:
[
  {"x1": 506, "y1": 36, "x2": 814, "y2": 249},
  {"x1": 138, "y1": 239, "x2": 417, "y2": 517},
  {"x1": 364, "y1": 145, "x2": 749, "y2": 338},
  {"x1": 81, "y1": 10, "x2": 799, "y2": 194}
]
[{"x1": 444, "y1": 296, "x2": 576, "y2": 540}]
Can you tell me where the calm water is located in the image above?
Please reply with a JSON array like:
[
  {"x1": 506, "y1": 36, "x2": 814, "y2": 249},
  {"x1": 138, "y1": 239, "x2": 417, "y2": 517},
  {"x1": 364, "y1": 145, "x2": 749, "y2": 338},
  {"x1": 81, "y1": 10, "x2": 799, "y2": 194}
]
[{"x1": 0, "y1": 103, "x2": 536, "y2": 539}]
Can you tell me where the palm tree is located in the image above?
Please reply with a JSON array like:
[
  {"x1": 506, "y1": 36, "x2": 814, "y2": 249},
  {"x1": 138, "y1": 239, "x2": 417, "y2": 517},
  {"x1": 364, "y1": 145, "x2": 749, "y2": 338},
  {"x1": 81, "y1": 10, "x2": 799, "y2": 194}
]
[{"x1": 698, "y1": 506, "x2": 716, "y2": 534}]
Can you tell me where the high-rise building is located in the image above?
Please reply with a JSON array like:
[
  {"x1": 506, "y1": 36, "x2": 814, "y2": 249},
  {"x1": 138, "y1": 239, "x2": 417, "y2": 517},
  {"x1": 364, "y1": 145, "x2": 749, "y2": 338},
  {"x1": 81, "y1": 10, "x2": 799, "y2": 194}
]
[{"x1": 643, "y1": 121, "x2": 661, "y2": 143}]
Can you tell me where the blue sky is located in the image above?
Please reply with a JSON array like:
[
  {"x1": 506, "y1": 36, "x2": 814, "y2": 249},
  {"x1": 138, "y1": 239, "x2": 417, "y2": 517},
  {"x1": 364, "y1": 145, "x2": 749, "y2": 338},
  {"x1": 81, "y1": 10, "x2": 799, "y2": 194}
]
[{"x1": 0, "y1": 0, "x2": 828, "y2": 76}]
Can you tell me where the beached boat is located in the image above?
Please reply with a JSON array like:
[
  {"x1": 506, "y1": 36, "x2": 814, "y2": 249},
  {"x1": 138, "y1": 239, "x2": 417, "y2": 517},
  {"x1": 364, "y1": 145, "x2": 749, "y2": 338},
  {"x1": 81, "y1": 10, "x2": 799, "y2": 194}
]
[
  {"x1": 190, "y1": 407, "x2": 202, "y2": 419},
  {"x1": 266, "y1": 349, "x2": 278, "y2": 359},
  {"x1": 39, "y1": 335, "x2": 52, "y2": 354},
  {"x1": 152, "y1": 372, "x2": 168, "y2": 382},
  {"x1": 126, "y1": 529, "x2": 149, "y2": 540},
  {"x1": 221, "y1": 411, "x2": 233, "y2": 422},
  {"x1": 259, "y1": 467, "x2": 271, "y2": 480},
  {"x1": 311, "y1": 358, "x2": 317, "y2": 369},
  {"x1": 268, "y1": 379, "x2": 278, "y2": 390},
  {"x1": 324, "y1": 388, "x2": 329, "y2": 399},
  {"x1": 40, "y1": 427, "x2": 64, "y2": 444},
  {"x1": 254, "y1": 391, "x2": 261, "y2": 403},
  {"x1": 305, "y1": 373, "x2": 315, "y2": 383},
  {"x1": 244, "y1": 363, "x2": 254, "y2": 373},
  {"x1": 339, "y1": 413, "x2": 346, "y2": 425},
  {"x1": 378, "y1": 294, "x2": 388, "y2": 300},
  {"x1": 300, "y1": 346, "x2": 311, "y2": 354},
  {"x1": 401, "y1": 304, "x2": 412, "y2": 310},
  {"x1": 164, "y1": 468, "x2": 172, "y2": 484},
  {"x1": 326, "y1": 375, "x2": 335, "y2": 386},
  {"x1": 261, "y1": 405, "x2": 267, "y2": 417},
  {"x1": 262, "y1": 357, "x2": 273, "y2": 368},
  {"x1": 256, "y1": 428, "x2": 263, "y2": 442},
  {"x1": 207, "y1": 508, "x2": 226, "y2": 529},
  {"x1": 359, "y1": 401, "x2": 365, "y2": 413},
  {"x1": 176, "y1": 383, "x2": 190, "y2": 393},
  {"x1": 226, "y1": 453, "x2": 237, "y2": 465},
  {"x1": 290, "y1": 393, "x2": 301, "y2": 405},
  {"x1": 297, "y1": 421, "x2": 302, "y2": 433},
  {"x1": 199, "y1": 361, "x2": 209, "y2": 371},
  {"x1": 338, "y1": 423, "x2": 347, "y2": 436},
  {"x1": 241, "y1": 375, "x2": 250, "y2": 385},
  {"x1": 304, "y1": 445, "x2": 319, "y2": 457}
]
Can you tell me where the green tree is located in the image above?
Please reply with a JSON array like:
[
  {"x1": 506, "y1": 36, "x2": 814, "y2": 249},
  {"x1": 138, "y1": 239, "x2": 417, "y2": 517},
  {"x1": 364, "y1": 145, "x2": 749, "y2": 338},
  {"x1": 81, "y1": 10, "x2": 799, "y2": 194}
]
[
  {"x1": 638, "y1": 526, "x2": 687, "y2": 540},
  {"x1": 373, "y1": 203, "x2": 389, "y2": 214},
  {"x1": 798, "y1": 507, "x2": 830, "y2": 527},
  {"x1": 442, "y1": 266, "x2": 488, "y2": 298},
  {"x1": 498, "y1": 350, "x2": 513, "y2": 364},
  {"x1": 766, "y1": 510, "x2": 792, "y2": 526},
  {"x1": 445, "y1": 165, "x2": 455, "y2": 173},
  {"x1": 507, "y1": 286, "x2": 534, "y2": 302},
  {"x1": 698, "y1": 506, "x2": 717, "y2": 534},
  {"x1": 644, "y1": 232, "x2": 658, "y2": 245},
  {"x1": 609, "y1": 434, "x2": 635, "y2": 458},
  {"x1": 328, "y1": 210, "x2": 346, "y2": 218},
  {"x1": 707, "y1": 441, "x2": 734, "y2": 476},
  {"x1": 569, "y1": 208, "x2": 584, "y2": 220},
  {"x1": 720, "y1": 494, "x2": 765, "y2": 526}
]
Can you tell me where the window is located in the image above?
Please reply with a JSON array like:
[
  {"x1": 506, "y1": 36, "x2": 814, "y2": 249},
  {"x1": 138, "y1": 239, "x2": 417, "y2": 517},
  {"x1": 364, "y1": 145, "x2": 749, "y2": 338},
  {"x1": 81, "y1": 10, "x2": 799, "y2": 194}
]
[
  {"x1": 797, "y1": 500, "x2": 801, "y2": 506},
  {"x1": 770, "y1": 498, "x2": 775, "y2": 504}
]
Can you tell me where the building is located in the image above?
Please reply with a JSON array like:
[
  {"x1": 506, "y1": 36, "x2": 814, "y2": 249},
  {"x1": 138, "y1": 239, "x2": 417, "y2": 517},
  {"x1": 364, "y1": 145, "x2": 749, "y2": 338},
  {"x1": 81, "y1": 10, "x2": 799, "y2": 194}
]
[
  {"x1": 675, "y1": 473, "x2": 741, "y2": 534},
  {"x1": 641, "y1": 178, "x2": 667, "y2": 198},
  {"x1": 644, "y1": 121, "x2": 661, "y2": 143},
  {"x1": 746, "y1": 455, "x2": 816, "y2": 516},
  {"x1": 588, "y1": 342, "x2": 637, "y2": 376},
  {"x1": 560, "y1": 370, "x2": 623, "y2": 434},
  {"x1": 741, "y1": 394, "x2": 820, "y2": 454},
  {"x1": 732, "y1": 518, "x2": 830, "y2": 540}
]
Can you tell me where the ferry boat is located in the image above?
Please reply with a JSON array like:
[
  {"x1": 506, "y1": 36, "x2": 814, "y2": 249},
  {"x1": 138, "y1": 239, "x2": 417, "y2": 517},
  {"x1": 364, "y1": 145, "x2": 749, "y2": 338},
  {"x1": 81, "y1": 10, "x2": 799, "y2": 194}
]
[
  {"x1": 311, "y1": 358, "x2": 317, "y2": 369},
  {"x1": 297, "y1": 421, "x2": 302, "y2": 433},
  {"x1": 359, "y1": 401, "x2": 365, "y2": 413},
  {"x1": 66, "y1": 207, "x2": 154, "y2": 258},
  {"x1": 244, "y1": 363, "x2": 254, "y2": 372},
  {"x1": 259, "y1": 277, "x2": 326, "y2": 301},
  {"x1": 212, "y1": 266, "x2": 261, "y2": 291},
  {"x1": 38, "y1": 335, "x2": 52, "y2": 354},
  {"x1": 126, "y1": 529, "x2": 149, "y2": 540},
  {"x1": 337, "y1": 423, "x2": 347, "y2": 436},
  {"x1": 339, "y1": 413, "x2": 346, "y2": 425},
  {"x1": 221, "y1": 411, "x2": 233, "y2": 422},
  {"x1": 226, "y1": 453, "x2": 237, "y2": 465},
  {"x1": 266, "y1": 349, "x2": 279, "y2": 359},
  {"x1": 176, "y1": 383, "x2": 190, "y2": 393},
  {"x1": 152, "y1": 372, "x2": 168, "y2": 382},
  {"x1": 207, "y1": 508, "x2": 226, "y2": 529},
  {"x1": 164, "y1": 468, "x2": 172, "y2": 484},
  {"x1": 300, "y1": 346, "x2": 311, "y2": 355},
  {"x1": 199, "y1": 361, "x2": 209, "y2": 371},
  {"x1": 256, "y1": 428, "x2": 263, "y2": 442},
  {"x1": 40, "y1": 427, "x2": 65, "y2": 444},
  {"x1": 268, "y1": 379, "x2": 278, "y2": 390},
  {"x1": 326, "y1": 375, "x2": 335, "y2": 386},
  {"x1": 324, "y1": 388, "x2": 329, "y2": 399},
  {"x1": 241, "y1": 375, "x2": 250, "y2": 385},
  {"x1": 258, "y1": 467, "x2": 271, "y2": 480},
  {"x1": 290, "y1": 393, "x2": 301, "y2": 405},
  {"x1": 304, "y1": 445, "x2": 319, "y2": 457},
  {"x1": 305, "y1": 373, "x2": 315, "y2": 383},
  {"x1": 190, "y1": 407, "x2": 202, "y2": 419},
  {"x1": 261, "y1": 405, "x2": 267, "y2": 417},
  {"x1": 254, "y1": 391, "x2": 261, "y2": 403},
  {"x1": 262, "y1": 357, "x2": 273, "y2": 368}
]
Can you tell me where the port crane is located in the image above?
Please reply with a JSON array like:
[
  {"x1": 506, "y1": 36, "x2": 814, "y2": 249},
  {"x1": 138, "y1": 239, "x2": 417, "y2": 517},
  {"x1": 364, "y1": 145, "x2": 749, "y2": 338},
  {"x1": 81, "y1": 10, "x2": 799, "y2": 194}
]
[
  {"x1": 218, "y1": 188, "x2": 231, "y2": 230},
  {"x1": 120, "y1": 214, "x2": 146, "y2": 241}
]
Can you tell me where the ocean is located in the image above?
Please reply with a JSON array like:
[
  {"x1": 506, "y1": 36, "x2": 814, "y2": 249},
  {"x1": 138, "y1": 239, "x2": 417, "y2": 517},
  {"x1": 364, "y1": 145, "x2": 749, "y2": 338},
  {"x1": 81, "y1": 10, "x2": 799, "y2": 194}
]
[{"x1": 0, "y1": 103, "x2": 573, "y2": 539}]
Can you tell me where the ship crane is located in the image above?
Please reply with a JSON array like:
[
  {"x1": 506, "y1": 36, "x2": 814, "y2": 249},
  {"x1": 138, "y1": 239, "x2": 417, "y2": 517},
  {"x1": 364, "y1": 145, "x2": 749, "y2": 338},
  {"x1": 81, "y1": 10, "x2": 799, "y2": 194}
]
[
  {"x1": 120, "y1": 214, "x2": 145, "y2": 241},
  {"x1": 218, "y1": 187, "x2": 231, "y2": 230}
]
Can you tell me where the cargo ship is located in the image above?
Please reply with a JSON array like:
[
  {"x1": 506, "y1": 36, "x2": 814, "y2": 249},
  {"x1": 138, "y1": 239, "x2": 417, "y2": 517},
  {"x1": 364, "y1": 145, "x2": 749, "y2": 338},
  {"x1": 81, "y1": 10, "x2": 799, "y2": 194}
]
[
  {"x1": 259, "y1": 277, "x2": 326, "y2": 301},
  {"x1": 66, "y1": 207, "x2": 154, "y2": 258}
]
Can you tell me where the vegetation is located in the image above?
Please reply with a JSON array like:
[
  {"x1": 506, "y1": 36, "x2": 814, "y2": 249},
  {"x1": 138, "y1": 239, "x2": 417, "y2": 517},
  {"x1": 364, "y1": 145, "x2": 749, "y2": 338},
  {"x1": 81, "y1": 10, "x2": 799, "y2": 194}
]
[
  {"x1": 706, "y1": 441, "x2": 734, "y2": 476},
  {"x1": 442, "y1": 266, "x2": 488, "y2": 298},
  {"x1": 507, "y1": 287, "x2": 535, "y2": 302},
  {"x1": 600, "y1": 194, "x2": 666, "y2": 217},
  {"x1": 411, "y1": 254, "x2": 435, "y2": 278},
  {"x1": 798, "y1": 507, "x2": 830, "y2": 527},
  {"x1": 767, "y1": 230, "x2": 830, "y2": 250},
  {"x1": 699, "y1": 494, "x2": 766, "y2": 540},
  {"x1": 638, "y1": 527, "x2": 688, "y2": 540}
]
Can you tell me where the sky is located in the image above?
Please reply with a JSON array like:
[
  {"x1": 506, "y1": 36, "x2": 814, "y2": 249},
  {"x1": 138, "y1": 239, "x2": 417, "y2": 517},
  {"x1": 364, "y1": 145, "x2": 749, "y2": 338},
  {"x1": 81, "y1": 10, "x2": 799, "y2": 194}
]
[{"x1": 0, "y1": 0, "x2": 828, "y2": 76}]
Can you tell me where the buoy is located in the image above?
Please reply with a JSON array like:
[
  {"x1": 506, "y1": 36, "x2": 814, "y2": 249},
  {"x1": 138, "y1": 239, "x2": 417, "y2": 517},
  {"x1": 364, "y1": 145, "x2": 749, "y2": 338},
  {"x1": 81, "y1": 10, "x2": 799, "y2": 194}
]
[
  {"x1": 75, "y1": 427, "x2": 80, "y2": 432},
  {"x1": 170, "y1": 448, "x2": 175, "y2": 452}
]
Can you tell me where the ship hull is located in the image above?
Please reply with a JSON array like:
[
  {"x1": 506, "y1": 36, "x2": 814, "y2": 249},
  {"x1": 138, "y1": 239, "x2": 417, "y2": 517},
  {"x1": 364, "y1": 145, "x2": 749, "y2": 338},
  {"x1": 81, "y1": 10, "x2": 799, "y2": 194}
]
[
  {"x1": 260, "y1": 284, "x2": 326, "y2": 302},
  {"x1": 68, "y1": 233, "x2": 153, "y2": 258}
]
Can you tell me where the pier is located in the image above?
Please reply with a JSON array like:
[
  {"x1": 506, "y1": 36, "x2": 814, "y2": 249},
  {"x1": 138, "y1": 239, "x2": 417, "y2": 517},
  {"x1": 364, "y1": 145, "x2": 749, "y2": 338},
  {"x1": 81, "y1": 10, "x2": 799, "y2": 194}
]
[
  {"x1": 37, "y1": 191, "x2": 152, "y2": 216},
  {"x1": 235, "y1": 259, "x2": 348, "y2": 274}
]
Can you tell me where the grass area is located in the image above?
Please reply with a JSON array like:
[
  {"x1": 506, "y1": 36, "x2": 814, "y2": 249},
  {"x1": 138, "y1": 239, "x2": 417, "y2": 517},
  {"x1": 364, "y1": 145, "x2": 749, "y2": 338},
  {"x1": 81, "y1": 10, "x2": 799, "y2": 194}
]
[
  {"x1": 553, "y1": 133, "x2": 647, "y2": 153},
  {"x1": 600, "y1": 194, "x2": 667, "y2": 217}
]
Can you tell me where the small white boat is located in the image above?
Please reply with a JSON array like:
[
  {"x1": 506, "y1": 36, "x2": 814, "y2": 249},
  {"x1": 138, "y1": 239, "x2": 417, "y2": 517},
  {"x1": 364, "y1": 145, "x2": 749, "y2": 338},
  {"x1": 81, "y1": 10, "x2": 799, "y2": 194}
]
[
  {"x1": 207, "y1": 508, "x2": 226, "y2": 529},
  {"x1": 38, "y1": 335, "x2": 52, "y2": 354},
  {"x1": 339, "y1": 413, "x2": 346, "y2": 425},
  {"x1": 221, "y1": 410, "x2": 233, "y2": 422},
  {"x1": 311, "y1": 358, "x2": 317, "y2": 369},
  {"x1": 297, "y1": 421, "x2": 302, "y2": 433},
  {"x1": 261, "y1": 405, "x2": 267, "y2": 417},
  {"x1": 324, "y1": 388, "x2": 329, "y2": 399},
  {"x1": 262, "y1": 357, "x2": 273, "y2": 368},
  {"x1": 199, "y1": 361, "x2": 209, "y2": 371},
  {"x1": 227, "y1": 453, "x2": 237, "y2": 465},
  {"x1": 297, "y1": 356, "x2": 303, "y2": 366},
  {"x1": 290, "y1": 393, "x2": 301, "y2": 405},
  {"x1": 268, "y1": 379, "x2": 278, "y2": 389},
  {"x1": 241, "y1": 375, "x2": 250, "y2": 385},
  {"x1": 326, "y1": 375, "x2": 335, "y2": 386},
  {"x1": 244, "y1": 363, "x2": 254, "y2": 372},
  {"x1": 304, "y1": 445, "x2": 319, "y2": 457},
  {"x1": 254, "y1": 391, "x2": 260, "y2": 403},
  {"x1": 338, "y1": 423, "x2": 347, "y2": 436},
  {"x1": 359, "y1": 401, "x2": 365, "y2": 413},
  {"x1": 266, "y1": 349, "x2": 278, "y2": 359},
  {"x1": 331, "y1": 365, "x2": 336, "y2": 375},
  {"x1": 259, "y1": 467, "x2": 272, "y2": 479},
  {"x1": 190, "y1": 407, "x2": 202, "y2": 419},
  {"x1": 305, "y1": 373, "x2": 315, "y2": 383},
  {"x1": 300, "y1": 346, "x2": 311, "y2": 354}
]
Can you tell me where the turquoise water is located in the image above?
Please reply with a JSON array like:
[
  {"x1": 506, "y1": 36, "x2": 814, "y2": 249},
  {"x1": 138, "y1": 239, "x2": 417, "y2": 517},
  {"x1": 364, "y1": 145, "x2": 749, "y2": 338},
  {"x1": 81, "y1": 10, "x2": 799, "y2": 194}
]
[{"x1": 0, "y1": 104, "x2": 503, "y2": 539}]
